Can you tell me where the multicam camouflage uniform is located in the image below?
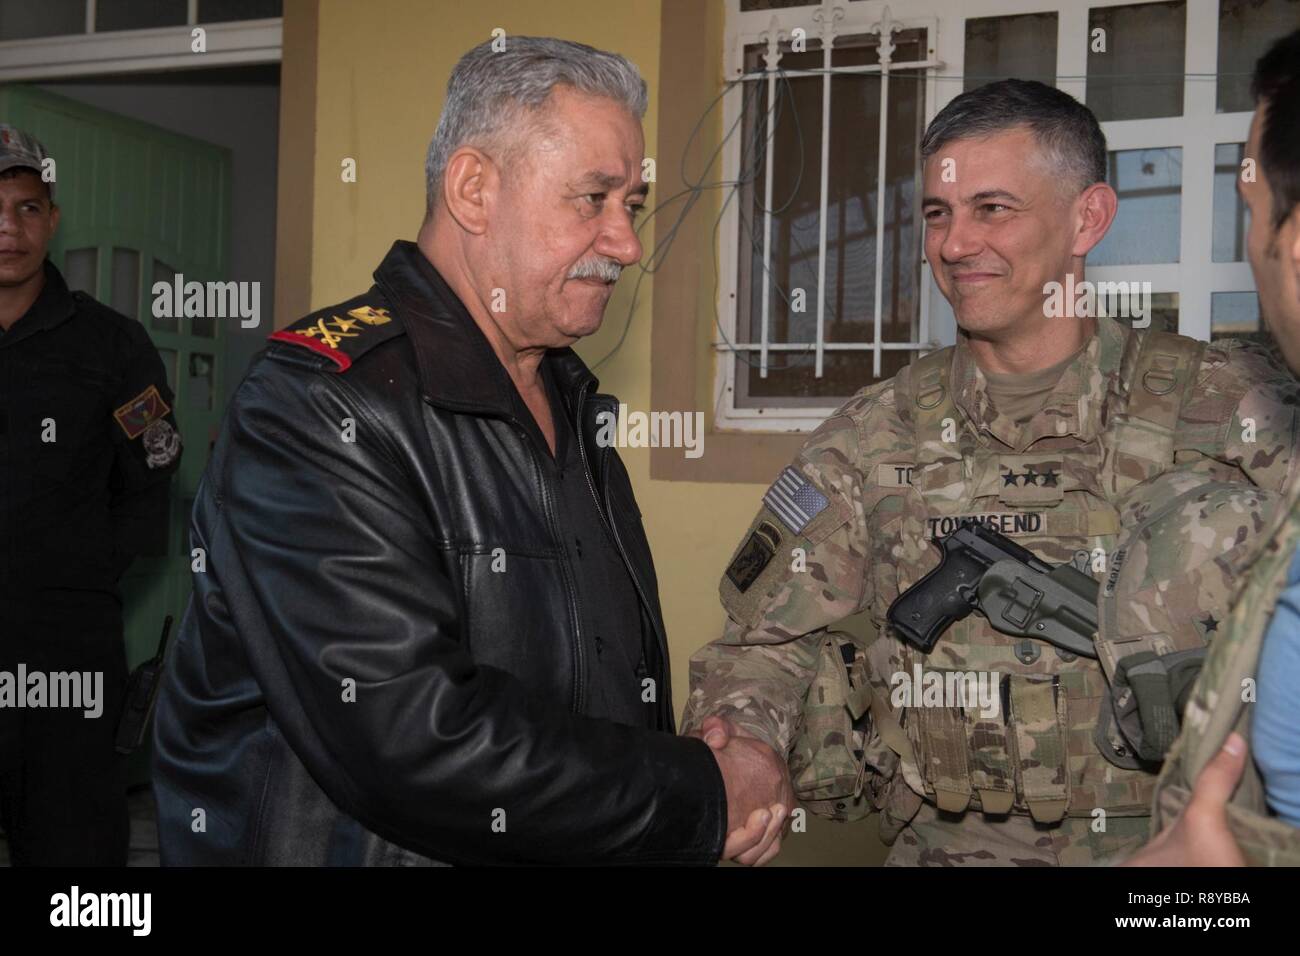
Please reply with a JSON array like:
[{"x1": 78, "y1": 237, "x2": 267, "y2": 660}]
[
  {"x1": 1150, "y1": 470, "x2": 1300, "y2": 865},
  {"x1": 683, "y1": 316, "x2": 1300, "y2": 866},
  {"x1": 1093, "y1": 468, "x2": 1278, "y2": 769}
]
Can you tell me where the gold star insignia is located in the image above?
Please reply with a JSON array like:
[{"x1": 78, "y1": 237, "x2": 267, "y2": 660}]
[{"x1": 348, "y1": 305, "x2": 392, "y2": 326}]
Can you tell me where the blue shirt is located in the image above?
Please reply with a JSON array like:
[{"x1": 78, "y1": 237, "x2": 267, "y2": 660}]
[{"x1": 1252, "y1": 544, "x2": 1300, "y2": 827}]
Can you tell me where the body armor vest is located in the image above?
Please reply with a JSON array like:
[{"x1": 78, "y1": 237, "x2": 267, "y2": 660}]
[{"x1": 791, "y1": 328, "x2": 1214, "y2": 832}]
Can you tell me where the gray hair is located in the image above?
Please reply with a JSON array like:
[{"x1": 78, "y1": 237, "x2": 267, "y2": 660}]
[
  {"x1": 920, "y1": 79, "x2": 1108, "y2": 193},
  {"x1": 424, "y1": 36, "x2": 647, "y2": 213}
]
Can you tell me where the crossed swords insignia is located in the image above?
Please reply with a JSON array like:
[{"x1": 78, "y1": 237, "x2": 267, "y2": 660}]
[{"x1": 295, "y1": 306, "x2": 391, "y2": 349}]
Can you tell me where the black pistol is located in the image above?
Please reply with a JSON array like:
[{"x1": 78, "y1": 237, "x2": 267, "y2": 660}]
[
  {"x1": 886, "y1": 523, "x2": 1098, "y2": 657},
  {"x1": 115, "y1": 614, "x2": 173, "y2": 755}
]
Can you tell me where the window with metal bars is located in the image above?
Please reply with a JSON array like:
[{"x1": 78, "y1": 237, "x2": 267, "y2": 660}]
[
  {"x1": 718, "y1": 0, "x2": 1300, "y2": 433},
  {"x1": 719, "y1": 9, "x2": 938, "y2": 428}
]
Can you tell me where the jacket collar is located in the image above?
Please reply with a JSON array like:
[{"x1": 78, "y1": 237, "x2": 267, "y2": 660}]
[
  {"x1": 0, "y1": 258, "x2": 76, "y2": 349},
  {"x1": 951, "y1": 315, "x2": 1130, "y2": 450},
  {"x1": 371, "y1": 240, "x2": 598, "y2": 419}
]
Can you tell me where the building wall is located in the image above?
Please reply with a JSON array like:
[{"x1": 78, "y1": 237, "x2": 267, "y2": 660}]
[{"x1": 306, "y1": 0, "x2": 885, "y2": 865}]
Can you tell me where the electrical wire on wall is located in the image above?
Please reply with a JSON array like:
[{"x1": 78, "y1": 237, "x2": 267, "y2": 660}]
[
  {"x1": 590, "y1": 66, "x2": 819, "y2": 375},
  {"x1": 588, "y1": 68, "x2": 1257, "y2": 376}
]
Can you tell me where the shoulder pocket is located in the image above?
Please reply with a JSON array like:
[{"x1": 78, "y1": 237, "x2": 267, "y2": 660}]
[{"x1": 719, "y1": 495, "x2": 854, "y2": 635}]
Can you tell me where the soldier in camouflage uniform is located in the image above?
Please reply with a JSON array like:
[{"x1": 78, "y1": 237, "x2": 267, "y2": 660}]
[
  {"x1": 1135, "y1": 29, "x2": 1300, "y2": 867},
  {"x1": 1140, "y1": 468, "x2": 1300, "y2": 865},
  {"x1": 683, "y1": 79, "x2": 1300, "y2": 866}
]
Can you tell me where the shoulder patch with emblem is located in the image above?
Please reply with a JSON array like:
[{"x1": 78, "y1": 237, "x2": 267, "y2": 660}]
[
  {"x1": 763, "y1": 466, "x2": 829, "y2": 535},
  {"x1": 114, "y1": 384, "x2": 171, "y2": 439},
  {"x1": 142, "y1": 419, "x2": 181, "y2": 469},
  {"x1": 726, "y1": 520, "x2": 782, "y2": 593},
  {"x1": 268, "y1": 299, "x2": 405, "y2": 372}
]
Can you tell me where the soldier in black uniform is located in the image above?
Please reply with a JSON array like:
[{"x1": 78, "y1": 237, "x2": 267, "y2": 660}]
[{"x1": 0, "y1": 126, "x2": 181, "y2": 865}]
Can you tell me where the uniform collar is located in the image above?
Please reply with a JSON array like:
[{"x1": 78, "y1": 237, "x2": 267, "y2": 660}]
[
  {"x1": 371, "y1": 240, "x2": 598, "y2": 419},
  {"x1": 951, "y1": 315, "x2": 1130, "y2": 450},
  {"x1": 0, "y1": 258, "x2": 76, "y2": 349}
]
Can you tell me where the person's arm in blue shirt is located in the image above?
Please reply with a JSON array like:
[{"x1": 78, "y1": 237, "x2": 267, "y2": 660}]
[{"x1": 1252, "y1": 545, "x2": 1300, "y2": 826}]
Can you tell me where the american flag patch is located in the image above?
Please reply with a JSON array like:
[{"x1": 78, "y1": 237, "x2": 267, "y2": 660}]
[{"x1": 763, "y1": 466, "x2": 829, "y2": 535}]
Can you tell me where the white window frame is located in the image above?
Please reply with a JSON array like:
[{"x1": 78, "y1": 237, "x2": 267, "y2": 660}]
[
  {"x1": 0, "y1": 2, "x2": 281, "y2": 81},
  {"x1": 717, "y1": 0, "x2": 1259, "y2": 433},
  {"x1": 718, "y1": 0, "x2": 941, "y2": 432}
]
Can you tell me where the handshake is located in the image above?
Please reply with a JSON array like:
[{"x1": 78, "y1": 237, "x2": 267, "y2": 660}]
[{"x1": 689, "y1": 715, "x2": 797, "y2": 866}]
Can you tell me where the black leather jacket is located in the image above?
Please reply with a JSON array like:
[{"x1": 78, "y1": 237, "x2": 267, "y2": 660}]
[{"x1": 152, "y1": 241, "x2": 727, "y2": 865}]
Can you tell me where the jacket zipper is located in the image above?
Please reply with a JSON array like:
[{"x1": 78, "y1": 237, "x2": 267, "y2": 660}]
[{"x1": 574, "y1": 388, "x2": 673, "y2": 730}]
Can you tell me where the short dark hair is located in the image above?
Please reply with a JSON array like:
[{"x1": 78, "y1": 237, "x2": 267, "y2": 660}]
[
  {"x1": 920, "y1": 79, "x2": 1108, "y2": 193},
  {"x1": 1252, "y1": 29, "x2": 1300, "y2": 231},
  {"x1": 0, "y1": 165, "x2": 53, "y2": 203}
]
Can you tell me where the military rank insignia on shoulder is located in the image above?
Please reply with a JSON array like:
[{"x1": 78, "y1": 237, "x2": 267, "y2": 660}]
[{"x1": 268, "y1": 300, "x2": 405, "y2": 372}]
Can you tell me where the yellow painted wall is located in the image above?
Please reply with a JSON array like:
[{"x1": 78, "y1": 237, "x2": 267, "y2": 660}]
[{"x1": 308, "y1": 0, "x2": 884, "y2": 865}]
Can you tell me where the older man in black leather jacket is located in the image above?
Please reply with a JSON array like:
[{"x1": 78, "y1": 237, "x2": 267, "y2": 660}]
[{"x1": 151, "y1": 36, "x2": 793, "y2": 866}]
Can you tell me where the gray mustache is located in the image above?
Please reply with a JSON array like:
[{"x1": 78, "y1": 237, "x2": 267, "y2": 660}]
[{"x1": 567, "y1": 257, "x2": 622, "y2": 283}]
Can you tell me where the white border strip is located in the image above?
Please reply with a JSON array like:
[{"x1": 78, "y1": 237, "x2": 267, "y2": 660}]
[{"x1": 0, "y1": 18, "x2": 282, "y2": 81}]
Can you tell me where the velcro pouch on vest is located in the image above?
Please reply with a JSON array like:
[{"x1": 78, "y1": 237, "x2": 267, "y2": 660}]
[
  {"x1": 866, "y1": 683, "x2": 926, "y2": 833},
  {"x1": 965, "y1": 686, "x2": 1016, "y2": 815},
  {"x1": 910, "y1": 702, "x2": 973, "y2": 813},
  {"x1": 788, "y1": 633, "x2": 876, "y2": 822},
  {"x1": 1095, "y1": 632, "x2": 1174, "y2": 768},
  {"x1": 904, "y1": 668, "x2": 1079, "y2": 819},
  {"x1": 1008, "y1": 675, "x2": 1070, "y2": 823},
  {"x1": 1098, "y1": 646, "x2": 1206, "y2": 765}
]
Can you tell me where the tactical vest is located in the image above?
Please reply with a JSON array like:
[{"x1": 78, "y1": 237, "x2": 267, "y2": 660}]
[
  {"x1": 1151, "y1": 472, "x2": 1300, "y2": 865},
  {"x1": 791, "y1": 328, "x2": 1213, "y2": 836}
]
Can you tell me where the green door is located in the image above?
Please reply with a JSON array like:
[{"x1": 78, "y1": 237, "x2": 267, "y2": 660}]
[{"x1": 0, "y1": 84, "x2": 231, "y2": 782}]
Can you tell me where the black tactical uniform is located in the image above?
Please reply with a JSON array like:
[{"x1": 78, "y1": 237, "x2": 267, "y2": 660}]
[{"x1": 0, "y1": 258, "x2": 181, "y2": 865}]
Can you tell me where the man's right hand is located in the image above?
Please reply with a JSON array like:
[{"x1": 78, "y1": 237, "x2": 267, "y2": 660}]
[{"x1": 696, "y1": 715, "x2": 796, "y2": 866}]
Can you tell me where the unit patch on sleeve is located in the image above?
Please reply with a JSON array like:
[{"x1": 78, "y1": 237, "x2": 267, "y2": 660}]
[
  {"x1": 113, "y1": 385, "x2": 171, "y2": 440},
  {"x1": 142, "y1": 419, "x2": 181, "y2": 469},
  {"x1": 725, "y1": 520, "x2": 782, "y2": 593}
]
